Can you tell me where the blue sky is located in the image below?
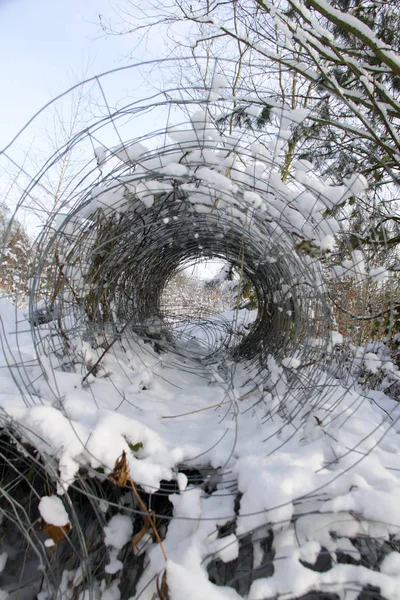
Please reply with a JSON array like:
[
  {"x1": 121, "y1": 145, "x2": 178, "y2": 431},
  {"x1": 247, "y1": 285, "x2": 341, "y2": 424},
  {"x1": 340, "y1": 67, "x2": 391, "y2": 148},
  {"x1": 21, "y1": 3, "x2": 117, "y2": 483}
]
[
  {"x1": 0, "y1": 0, "x2": 172, "y2": 227},
  {"x1": 0, "y1": 0, "x2": 163, "y2": 148}
]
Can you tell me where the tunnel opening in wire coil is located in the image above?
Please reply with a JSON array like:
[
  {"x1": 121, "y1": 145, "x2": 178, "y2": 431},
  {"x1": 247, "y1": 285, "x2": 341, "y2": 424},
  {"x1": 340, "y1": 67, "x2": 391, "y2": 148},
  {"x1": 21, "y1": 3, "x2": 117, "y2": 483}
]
[{"x1": 29, "y1": 168, "x2": 332, "y2": 380}]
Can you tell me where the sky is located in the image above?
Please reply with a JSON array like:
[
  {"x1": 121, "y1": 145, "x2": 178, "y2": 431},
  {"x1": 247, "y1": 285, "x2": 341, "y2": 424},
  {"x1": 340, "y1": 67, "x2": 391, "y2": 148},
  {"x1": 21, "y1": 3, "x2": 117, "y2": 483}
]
[
  {"x1": 0, "y1": 0, "x2": 176, "y2": 232},
  {"x1": 0, "y1": 0, "x2": 165, "y2": 149}
]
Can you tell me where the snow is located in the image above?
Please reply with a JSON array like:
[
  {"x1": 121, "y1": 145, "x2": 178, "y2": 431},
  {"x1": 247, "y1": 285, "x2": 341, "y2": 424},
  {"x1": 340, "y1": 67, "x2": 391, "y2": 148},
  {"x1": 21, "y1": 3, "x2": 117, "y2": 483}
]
[
  {"x1": 0, "y1": 553, "x2": 7, "y2": 573},
  {"x1": 167, "y1": 560, "x2": 241, "y2": 599},
  {"x1": 38, "y1": 496, "x2": 69, "y2": 527},
  {"x1": 160, "y1": 163, "x2": 189, "y2": 177},
  {"x1": 105, "y1": 555, "x2": 123, "y2": 576},
  {"x1": 113, "y1": 141, "x2": 149, "y2": 165},
  {"x1": 191, "y1": 110, "x2": 209, "y2": 131},
  {"x1": 331, "y1": 331, "x2": 343, "y2": 346},
  {"x1": 101, "y1": 580, "x2": 121, "y2": 600},
  {"x1": 212, "y1": 74, "x2": 229, "y2": 89},
  {"x1": 332, "y1": 249, "x2": 366, "y2": 281},
  {"x1": 343, "y1": 173, "x2": 368, "y2": 196},
  {"x1": 318, "y1": 234, "x2": 336, "y2": 251},
  {"x1": 243, "y1": 190, "x2": 263, "y2": 208},
  {"x1": 282, "y1": 356, "x2": 301, "y2": 369},
  {"x1": 212, "y1": 534, "x2": 239, "y2": 563},
  {"x1": 177, "y1": 472, "x2": 188, "y2": 491},
  {"x1": 94, "y1": 146, "x2": 107, "y2": 167},
  {"x1": 381, "y1": 552, "x2": 400, "y2": 576},
  {"x1": 104, "y1": 514, "x2": 133, "y2": 575},
  {"x1": 2, "y1": 293, "x2": 400, "y2": 597},
  {"x1": 196, "y1": 167, "x2": 235, "y2": 192},
  {"x1": 244, "y1": 104, "x2": 260, "y2": 118},
  {"x1": 364, "y1": 352, "x2": 382, "y2": 374},
  {"x1": 370, "y1": 266, "x2": 390, "y2": 281}
]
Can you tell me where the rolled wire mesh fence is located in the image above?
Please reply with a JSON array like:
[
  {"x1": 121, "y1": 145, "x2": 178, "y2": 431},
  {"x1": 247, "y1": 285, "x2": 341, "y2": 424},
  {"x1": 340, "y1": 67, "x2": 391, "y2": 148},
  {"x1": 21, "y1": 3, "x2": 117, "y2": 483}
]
[{"x1": 0, "y1": 60, "x2": 399, "y2": 600}]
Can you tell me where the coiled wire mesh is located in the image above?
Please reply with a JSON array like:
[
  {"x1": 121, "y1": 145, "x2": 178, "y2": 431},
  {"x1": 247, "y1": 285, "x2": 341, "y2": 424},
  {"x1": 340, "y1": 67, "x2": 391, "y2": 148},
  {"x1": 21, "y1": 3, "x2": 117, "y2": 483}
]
[{"x1": 0, "y1": 60, "x2": 398, "y2": 600}]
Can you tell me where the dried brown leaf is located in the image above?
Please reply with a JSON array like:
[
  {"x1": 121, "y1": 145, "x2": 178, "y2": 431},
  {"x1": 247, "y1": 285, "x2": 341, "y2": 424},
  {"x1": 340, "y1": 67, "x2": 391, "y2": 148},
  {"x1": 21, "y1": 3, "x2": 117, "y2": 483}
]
[
  {"x1": 108, "y1": 450, "x2": 130, "y2": 487},
  {"x1": 314, "y1": 416, "x2": 323, "y2": 426},
  {"x1": 41, "y1": 519, "x2": 71, "y2": 543},
  {"x1": 156, "y1": 569, "x2": 169, "y2": 600},
  {"x1": 132, "y1": 512, "x2": 152, "y2": 551}
]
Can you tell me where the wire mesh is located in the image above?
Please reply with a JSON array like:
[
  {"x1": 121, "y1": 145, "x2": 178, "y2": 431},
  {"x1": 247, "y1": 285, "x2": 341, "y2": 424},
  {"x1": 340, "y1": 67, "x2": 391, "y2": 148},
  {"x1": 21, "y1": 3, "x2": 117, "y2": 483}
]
[{"x1": 0, "y1": 59, "x2": 399, "y2": 600}]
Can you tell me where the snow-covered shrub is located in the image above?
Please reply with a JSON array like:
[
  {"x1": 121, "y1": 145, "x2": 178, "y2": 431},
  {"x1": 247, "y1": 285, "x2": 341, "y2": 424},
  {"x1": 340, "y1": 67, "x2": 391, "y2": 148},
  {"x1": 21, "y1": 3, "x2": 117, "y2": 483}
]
[{"x1": 0, "y1": 204, "x2": 31, "y2": 306}]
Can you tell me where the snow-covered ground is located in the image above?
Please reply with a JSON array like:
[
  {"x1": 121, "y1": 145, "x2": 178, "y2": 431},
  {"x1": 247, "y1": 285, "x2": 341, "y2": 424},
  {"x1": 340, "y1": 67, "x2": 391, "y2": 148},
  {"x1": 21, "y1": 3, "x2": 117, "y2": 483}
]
[{"x1": 1, "y1": 299, "x2": 400, "y2": 600}]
